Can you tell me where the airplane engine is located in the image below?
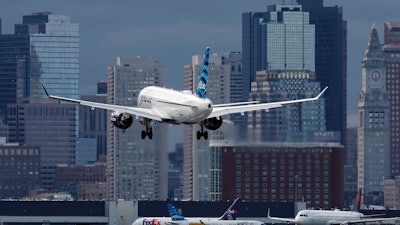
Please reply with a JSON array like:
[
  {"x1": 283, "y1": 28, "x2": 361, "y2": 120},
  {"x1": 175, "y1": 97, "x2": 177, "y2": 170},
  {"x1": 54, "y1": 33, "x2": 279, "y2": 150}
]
[
  {"x1": 110, "y1": 111, "x2": 133, "y2": 129},
  {"x1": 203, "y1": 116, "x2": 223, "y2": 130}
]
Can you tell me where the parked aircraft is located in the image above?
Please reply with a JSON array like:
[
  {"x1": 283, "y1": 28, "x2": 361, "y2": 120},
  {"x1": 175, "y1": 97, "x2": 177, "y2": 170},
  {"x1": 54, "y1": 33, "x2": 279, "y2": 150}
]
[
  {"x1": 43, "y1": 47, "x2": 327, "y2": 140},
  {"x1": 267, "y1": 188, "x2": 399, "y2": 225},
  {"x1": 132, "y1": 198, "x2": 263, "y2": 225}
]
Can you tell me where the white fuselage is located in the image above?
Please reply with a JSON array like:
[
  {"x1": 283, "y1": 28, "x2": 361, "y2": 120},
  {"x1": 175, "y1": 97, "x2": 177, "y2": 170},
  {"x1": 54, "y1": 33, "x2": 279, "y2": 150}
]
[
  {"x1": 132, "y1": 217, "x2": 264, "y2": 225},
  {"x1": 137, "y1": 86, "x2": 213, "y2": 124},
  {"x1": 294, "y1": 210, "x2": 363, "y2": 225}
]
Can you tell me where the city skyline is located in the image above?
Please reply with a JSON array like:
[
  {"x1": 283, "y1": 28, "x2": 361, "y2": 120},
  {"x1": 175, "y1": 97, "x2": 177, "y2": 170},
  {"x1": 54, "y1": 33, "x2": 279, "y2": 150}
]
[{"x1": 1, "y1": 0, "x2": 399, "y2": 128}]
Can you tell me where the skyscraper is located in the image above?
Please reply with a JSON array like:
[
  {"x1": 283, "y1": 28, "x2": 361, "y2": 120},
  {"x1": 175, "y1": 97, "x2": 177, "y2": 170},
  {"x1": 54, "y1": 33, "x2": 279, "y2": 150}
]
[
  {"x1": 106, "y1": 56, "x2": 168, "y2": 200},
  {"x1": 1, "y1": 12, "x2": 80, "y2": 190},
  {"x1": 358, "y1": 26, "x2": 390, "y2": 194},
  {"x1": 14, "y1": 12, "x2": 79, "y2": 99},
  {"x1": 8, "y1": 98, "x2": 77, "y2": 189},
  {"x1": 242, "y1": 4, "x2": 315, "y2": 96},
  {"x1": 382, "y1": 21, "x2": 400, "y2": 177},
  {"x1": 297, "y1": 0, "x2": 347, "y2": 145},
  {"x1": 247, "y1": 70, "x2": 326, "y2": 142},
  {"x1": 182, "y1": 51, "x2": 242, "y2": 200}
]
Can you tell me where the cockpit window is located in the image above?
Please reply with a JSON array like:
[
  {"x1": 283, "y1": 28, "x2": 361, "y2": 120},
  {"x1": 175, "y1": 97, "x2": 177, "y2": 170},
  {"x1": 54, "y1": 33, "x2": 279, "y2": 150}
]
[{"x1": 299, "y1": 214, "x2": 308, "y2": 217}]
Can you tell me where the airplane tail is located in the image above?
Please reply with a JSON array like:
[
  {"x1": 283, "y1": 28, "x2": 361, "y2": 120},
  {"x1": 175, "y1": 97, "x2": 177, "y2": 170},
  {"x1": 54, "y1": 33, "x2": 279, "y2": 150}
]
[
  {"x1": 196, "y1": 47, "x2": 210, "y2": 99},
  {"x1": 351, "y1": 187, "x2": 362, "y2": 212},
  {"x1": 219, "y1": 197, "x2": 242, "y2": 220},
  {"x1": 167, "y1": 203, "x2": 186, "y2": 221}
]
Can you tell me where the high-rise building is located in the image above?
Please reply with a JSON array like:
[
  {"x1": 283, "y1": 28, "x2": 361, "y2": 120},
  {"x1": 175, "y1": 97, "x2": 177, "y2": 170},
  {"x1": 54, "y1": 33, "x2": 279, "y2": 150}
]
[
  {"x1": 14, "y1": 12, "x2": 79, "y2": 99},
  {"x1": 297, "y1": 0, "x2": 347, "y2": 145},
  {"x1": 242, "y1": 4, "x2": 315, "y2": 98},
  {"x1": 0, "y1": 34, "x2": 29, "y2": 122},
  {"x1": 182, "y1": 51, "x2": 242, "y2": 200},
  {"x1": 248, "y1": 70, "x2": 326, "y2": 142},
  {"x1": 383, "y1": 21, "x2": 400, "y2": 177},
  {"x1": 106, "y1": 56, "x2": 168, "y2": 200},
  {"x1": 7, "y1": 98, "x2": 77, "y2": 189},
  {"x1": 243, "y1": 0, "x2": 347, "y2": 144},
  {"x1": 358, "y1": 26, "x2": 391, "y2": 194},
  {"x1": 344, "y1": 127, "x2": 358, "y2": 207},
  {"x1": 0, "y1": 12, "x2": 80, "y2": 190},
  {"x1": 80, "y1": 93, "x2": 107, "y2": 160}
]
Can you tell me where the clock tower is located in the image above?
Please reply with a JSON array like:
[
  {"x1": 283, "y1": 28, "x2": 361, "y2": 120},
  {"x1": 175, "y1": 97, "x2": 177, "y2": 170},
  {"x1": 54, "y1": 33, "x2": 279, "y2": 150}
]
[{"x1": 358, "y1": 25, "x2": 390, "y2": 194}]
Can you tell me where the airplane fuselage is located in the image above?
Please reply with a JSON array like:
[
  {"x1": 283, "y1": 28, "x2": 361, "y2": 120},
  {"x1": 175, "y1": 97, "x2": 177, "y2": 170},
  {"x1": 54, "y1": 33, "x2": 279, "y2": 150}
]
[
  {"x1": 133, "y1": 218, "x2": 264, "y2": 225},
  {"x1": 137, "y1": 86, "x2": 213, "y2": 124},
  {"x1": 294, "y1": 210, "x2": 363, "y2": 225}
]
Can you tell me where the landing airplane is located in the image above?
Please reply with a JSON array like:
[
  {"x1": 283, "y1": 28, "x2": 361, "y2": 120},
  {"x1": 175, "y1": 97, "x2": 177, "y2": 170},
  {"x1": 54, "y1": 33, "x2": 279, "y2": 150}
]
[
  {"x1": 132, "y1": 198, "x2": 264, "y2": 225},
  {"x1": 267, "y1": 188, "x2": 399, "y2": 225},
  {"x1": 43, "y1": 47, "x2": 327, "y2": 140}
]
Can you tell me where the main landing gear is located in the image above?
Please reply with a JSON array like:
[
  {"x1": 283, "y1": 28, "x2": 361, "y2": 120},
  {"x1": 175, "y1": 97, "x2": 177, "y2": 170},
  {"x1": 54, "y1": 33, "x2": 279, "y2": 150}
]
[
  {"x1": 141, "y1": 118, "x2": 153, "y2": 139},
  {"x1": 196, "y1": 126, "x2": 208, "y2": 140}
]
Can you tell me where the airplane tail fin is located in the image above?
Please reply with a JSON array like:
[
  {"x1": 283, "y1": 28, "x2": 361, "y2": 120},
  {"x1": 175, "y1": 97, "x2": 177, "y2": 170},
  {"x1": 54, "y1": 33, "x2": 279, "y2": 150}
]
[
  {"x1": 351, "y1": 187, "x2": 362, "y2": 212},
  {"x1": 167, "y1": 203, "x2": 186, "y2": 221},
  {"x1": 219, "y1": 197, "x2": 242, "y2": 220},
  {"x1": 196, "y1": 47, "x2": 210, "y2": 99}
]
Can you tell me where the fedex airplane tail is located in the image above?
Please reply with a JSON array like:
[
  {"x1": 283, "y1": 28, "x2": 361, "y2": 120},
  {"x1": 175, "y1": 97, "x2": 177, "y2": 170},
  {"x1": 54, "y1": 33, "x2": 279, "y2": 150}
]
[
  {"x1": 196, "y1": 47, "x2": 210, "y2": 98},
  {"x1": 219, "y1": 197, "x2": 242, "y2": 220}
]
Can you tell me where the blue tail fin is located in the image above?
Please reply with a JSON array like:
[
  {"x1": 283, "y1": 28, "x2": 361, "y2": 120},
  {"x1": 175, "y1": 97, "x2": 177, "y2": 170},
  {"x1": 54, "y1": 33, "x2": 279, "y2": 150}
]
[
  {"x1": 167, "y1": 203, "x2": 186, "y2": 221},
  {"x1": 219, "y1": 198, "x2": 242, "y2": 220},
  {"x1": 196, "y1": 47, "x2": 210, "y2": 98}
]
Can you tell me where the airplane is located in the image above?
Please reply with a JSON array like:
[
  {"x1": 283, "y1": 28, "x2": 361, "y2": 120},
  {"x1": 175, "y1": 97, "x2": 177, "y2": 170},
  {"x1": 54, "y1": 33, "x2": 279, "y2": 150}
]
[
  {"x1": 267, "y1": 188, "x2": 400, "y2": 225},
  {"x1": 42, "y1": 47, "x2": 328, "y2": 140},
  {"x1": 132, "y1": 198, "x2": 264, "y2": 225}
]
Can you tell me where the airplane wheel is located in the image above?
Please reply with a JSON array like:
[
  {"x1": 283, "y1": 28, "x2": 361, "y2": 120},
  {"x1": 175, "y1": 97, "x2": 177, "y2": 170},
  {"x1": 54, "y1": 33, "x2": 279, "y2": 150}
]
[
  {"x1": 148, "y1": 128, "x2": 153, "y2": 139},
  {"x1": 141, "y1": 130, "x2": 146, "y2": 139},
  {"x1": 196, "y1": 131, "x2": 201, "y2": 140},
  {"x1": 204, "y1": 131, "x2": 208, "y2": 140}
]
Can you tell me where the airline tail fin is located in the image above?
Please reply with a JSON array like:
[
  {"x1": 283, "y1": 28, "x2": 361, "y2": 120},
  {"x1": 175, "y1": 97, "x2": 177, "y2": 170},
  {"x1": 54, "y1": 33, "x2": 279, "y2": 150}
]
[
  {"x1": 196, "y1": 47, "x2": 210, "y2": 99},
  {"x1": 351, "y1": 187, "x2": 362, "y2": 212},
  {"x1": 219, "y1": 197, "x2": 242, "y2": 220},
  {"x1": 167, "y1": 203, "x2": 186, "y2": 221}
]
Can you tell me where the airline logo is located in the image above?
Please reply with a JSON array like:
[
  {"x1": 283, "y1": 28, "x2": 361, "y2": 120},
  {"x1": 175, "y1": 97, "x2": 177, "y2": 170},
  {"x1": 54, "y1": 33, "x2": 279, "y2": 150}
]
[
  {"x1": 143, "y1": 219, "x2": 161, "y2": 225},
  {"x1": 197, "y1": 47, "x2": 210, "y2": 99}
]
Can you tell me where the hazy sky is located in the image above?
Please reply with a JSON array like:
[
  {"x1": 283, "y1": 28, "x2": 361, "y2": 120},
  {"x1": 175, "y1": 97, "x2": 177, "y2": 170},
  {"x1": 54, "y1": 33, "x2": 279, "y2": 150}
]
[{"x1": 1, "y1": 0, "x2": 400, "y2": 129}]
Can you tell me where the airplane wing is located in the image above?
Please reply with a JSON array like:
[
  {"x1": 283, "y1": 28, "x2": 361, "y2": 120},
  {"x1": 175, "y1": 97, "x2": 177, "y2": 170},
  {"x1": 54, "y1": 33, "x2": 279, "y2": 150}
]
[
  {"x1": 42, "y1": 85, "x2": 163, "y2": 122},
  {"x1": 267, "y1": 209, "x2": 297, "y2": 224},
  {"x1": 332, "y1": 217, "x2": 400, "y2": 225},
  {"x1": 208, "y1": 87, "x2": 328, "y2": 119}
]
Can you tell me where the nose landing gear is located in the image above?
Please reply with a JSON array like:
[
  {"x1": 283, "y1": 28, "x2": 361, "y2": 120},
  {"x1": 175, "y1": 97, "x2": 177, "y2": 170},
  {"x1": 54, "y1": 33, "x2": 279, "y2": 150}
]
[
  {"x1": 196, "y1": 126, "x2": 208, "y2": 140},
  {"x1": 140, "y1": 119, "x2": 153, "y2": 139}
]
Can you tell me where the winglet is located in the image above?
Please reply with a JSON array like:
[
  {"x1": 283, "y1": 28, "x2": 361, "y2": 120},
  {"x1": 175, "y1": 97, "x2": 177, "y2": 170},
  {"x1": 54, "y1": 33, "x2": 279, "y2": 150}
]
[
  {"x1": 219, "y1": 197, "x2": 242, "y2": 220},
  {"x1": 315, "y1": 86, "x2": 328, "y2": 99},
  {"x1": 42, "y1": 83, "x2": 50, "y2": 97},
  {"x1": 196, "y1": 47, "x2": 210, "y2": 99}
]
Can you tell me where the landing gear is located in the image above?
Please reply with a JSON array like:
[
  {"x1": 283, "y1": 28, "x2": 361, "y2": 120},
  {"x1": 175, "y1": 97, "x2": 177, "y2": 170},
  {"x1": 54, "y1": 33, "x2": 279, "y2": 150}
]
[
  {"x1": 140, "y1": 119, "x2": 153, "y2": 139},
  {"x1": 196, "y1": 126, "x2": 208, "y2": 140}
]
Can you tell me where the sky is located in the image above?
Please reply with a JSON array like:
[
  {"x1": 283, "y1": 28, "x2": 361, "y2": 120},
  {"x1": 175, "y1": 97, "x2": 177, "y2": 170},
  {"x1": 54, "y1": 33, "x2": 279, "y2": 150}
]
[{"x1": 1, "y1": 0, "x2": 400, "y2": 136}]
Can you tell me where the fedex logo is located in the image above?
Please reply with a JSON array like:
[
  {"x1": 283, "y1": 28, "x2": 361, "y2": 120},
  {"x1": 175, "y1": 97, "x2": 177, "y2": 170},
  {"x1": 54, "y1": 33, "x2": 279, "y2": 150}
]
[{"x1": 143, "y1": 219, "x2": 161, "y2": 225}]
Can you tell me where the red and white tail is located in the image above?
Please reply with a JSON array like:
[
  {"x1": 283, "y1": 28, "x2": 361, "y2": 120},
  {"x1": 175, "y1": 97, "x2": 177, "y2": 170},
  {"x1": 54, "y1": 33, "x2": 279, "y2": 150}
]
[{"x1": 352, "y1": 187, "x2": 362, "y2": 212}]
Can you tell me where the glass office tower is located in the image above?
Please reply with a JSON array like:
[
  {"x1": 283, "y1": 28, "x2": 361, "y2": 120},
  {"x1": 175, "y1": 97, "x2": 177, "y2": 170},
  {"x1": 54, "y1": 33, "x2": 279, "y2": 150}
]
[{"x1": 14, "y1": 12, "x2": 79, "y2": 99}]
